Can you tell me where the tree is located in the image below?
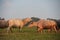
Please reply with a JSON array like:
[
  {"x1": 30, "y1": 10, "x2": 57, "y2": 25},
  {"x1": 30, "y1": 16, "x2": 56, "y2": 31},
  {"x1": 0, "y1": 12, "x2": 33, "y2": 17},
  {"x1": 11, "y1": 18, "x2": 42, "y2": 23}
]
[{"x1": 31, "y1": 17, "x2": 40, "y2": 22}]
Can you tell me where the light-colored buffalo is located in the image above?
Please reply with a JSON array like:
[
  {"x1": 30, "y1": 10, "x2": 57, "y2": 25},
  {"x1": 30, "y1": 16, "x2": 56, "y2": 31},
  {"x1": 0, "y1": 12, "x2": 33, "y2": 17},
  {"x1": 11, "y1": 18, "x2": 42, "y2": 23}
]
[{"x1": 7, "y1": 18, "x2": 32, "y2": 32}]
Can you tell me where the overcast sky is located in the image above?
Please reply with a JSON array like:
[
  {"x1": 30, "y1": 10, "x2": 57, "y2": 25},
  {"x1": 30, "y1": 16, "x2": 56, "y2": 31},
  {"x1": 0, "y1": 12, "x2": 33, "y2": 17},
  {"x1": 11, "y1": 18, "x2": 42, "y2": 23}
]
[{"x1": 0, "y1": 0, "x2": 60, "y2": 19}]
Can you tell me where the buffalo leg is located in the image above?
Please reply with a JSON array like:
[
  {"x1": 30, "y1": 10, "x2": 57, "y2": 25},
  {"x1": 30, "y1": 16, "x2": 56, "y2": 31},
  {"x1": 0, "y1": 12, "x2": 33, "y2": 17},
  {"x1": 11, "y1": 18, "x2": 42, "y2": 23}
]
[
  {"x1": 19, "y1": 26, "x2": 22, "y2": 32},
  {"x1": 37, "y1": 27, "x2": 43, "y2": 33},
  {"x1": 7, "y1": 26, "x2": 12, "y2": 33},
  {"x1": 54, "y1": 26, "x2": 57, "y2": 32}
]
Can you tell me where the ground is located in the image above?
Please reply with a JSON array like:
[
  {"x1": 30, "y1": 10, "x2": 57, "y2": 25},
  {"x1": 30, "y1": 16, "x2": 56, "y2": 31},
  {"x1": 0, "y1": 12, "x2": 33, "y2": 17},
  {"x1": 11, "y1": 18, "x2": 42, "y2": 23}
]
[{"x1": 0, "y1": 26, "x2": 60, "y2": 40}]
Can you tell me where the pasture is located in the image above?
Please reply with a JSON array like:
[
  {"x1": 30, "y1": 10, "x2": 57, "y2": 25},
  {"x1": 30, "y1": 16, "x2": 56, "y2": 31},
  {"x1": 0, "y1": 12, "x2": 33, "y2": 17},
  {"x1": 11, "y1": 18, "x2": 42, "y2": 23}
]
[{"x1": 0, "y1": 26, "x2": 60, "y2": 40}]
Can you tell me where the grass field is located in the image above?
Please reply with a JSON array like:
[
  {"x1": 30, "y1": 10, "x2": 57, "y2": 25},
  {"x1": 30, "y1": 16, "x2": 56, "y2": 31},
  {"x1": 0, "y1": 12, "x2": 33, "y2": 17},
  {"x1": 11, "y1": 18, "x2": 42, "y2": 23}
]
[{"x1": 0, "y1": 26, "x2": 60, "y2": 40}]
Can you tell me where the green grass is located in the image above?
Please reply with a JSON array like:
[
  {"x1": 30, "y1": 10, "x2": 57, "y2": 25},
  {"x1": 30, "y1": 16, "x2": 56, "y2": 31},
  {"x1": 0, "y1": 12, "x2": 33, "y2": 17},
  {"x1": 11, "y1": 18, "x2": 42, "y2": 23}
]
[{"x1": 0, "y1": 26, "x2": 60, "y2": 40}]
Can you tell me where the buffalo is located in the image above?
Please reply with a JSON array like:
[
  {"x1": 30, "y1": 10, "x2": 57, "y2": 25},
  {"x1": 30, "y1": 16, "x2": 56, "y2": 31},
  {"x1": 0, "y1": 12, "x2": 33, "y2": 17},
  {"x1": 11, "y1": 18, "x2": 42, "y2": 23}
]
[
  {"x1": 7, "y1": 18, "x2": 32, "y2": 32},
  {"x1": 28, "y1": 19, "x2": 57, "y2": 32},
  {"x1": 47, "y1": 18, "x2": 60, "y2": 30},
  {"x1": 0, "y1": 18, "x2": 8, "y2": 28}
]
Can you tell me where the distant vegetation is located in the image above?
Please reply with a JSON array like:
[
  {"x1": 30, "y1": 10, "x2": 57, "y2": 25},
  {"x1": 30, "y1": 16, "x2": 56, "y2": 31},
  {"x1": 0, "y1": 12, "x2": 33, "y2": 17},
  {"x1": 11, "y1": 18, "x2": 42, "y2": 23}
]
[{"x1": 31, "y1": 17, "x2": 40, "y2": 22}]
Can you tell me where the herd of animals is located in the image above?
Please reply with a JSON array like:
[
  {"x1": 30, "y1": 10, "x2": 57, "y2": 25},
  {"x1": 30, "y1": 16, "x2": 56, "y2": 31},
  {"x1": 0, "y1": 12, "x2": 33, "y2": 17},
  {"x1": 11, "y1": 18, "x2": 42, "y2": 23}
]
[{"x1": 0, "y1": 17, "x2": 60, "y2": 33}]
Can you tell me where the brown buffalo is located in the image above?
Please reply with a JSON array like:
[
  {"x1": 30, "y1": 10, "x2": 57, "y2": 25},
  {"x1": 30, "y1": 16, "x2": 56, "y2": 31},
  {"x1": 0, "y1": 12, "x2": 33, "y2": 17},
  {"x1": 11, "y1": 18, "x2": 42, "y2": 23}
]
[
  {"x1": 37, "y1": 19, "x2": 57, "y2": 32},
  {"x1": 7, "y1": 18, "x2": 32, "y2": 32},
  {"x1": 28, "y1": 19, "x2": 57, "y2": 32},
  {"x1": 0, "y1": 20, "x2": 8, "y2": 28}
]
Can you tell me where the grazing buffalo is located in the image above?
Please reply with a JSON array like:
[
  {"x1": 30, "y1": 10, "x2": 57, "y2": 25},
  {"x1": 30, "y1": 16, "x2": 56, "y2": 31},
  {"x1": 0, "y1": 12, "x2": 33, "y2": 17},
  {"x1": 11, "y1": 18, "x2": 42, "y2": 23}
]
[
  {"x1": 0, "y1": 19, "x2": 8, "y2": 28},
  {"x1": 7, "y1": 18, "x2": 32, "y2": 32},
  {"x1": 28, "y1": 19, "x2": 57, "y2": 32}
]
